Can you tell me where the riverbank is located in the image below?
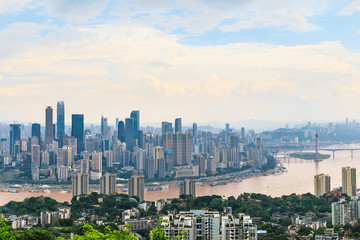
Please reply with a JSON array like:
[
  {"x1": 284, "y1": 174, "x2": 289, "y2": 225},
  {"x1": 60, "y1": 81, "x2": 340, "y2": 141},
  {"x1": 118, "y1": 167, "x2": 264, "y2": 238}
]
[{"x1": 0, "y1": 162, "x2": 286, "y2": 205}]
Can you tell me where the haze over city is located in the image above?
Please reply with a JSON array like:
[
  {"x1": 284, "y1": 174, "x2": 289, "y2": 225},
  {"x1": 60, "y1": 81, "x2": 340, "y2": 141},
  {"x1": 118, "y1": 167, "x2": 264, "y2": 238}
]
[{"x1": 1, "y1": 1, "x2": 360, "y2": 123}]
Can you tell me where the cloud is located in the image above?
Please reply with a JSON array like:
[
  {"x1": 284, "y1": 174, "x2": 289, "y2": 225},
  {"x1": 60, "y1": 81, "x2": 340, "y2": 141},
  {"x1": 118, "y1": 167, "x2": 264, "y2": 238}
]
[
  {"x1": 252, "y1": 79, "x2": 299, "y2": 93},
  {"x1": 338, "y1": 0, "x2": 360, "y2": 15},
  {"x1": 42, "y1": 0, "x2": 110, "y2": 23},
  {"x1": 110, "y1": 0, "x2": 327, "y2": 33},
  {"x1": 1, "y1": 21, "x2": 360, "y2": 122},
  {"x1": 0, "y1": 0, "x2": 33, "y2": 14}
]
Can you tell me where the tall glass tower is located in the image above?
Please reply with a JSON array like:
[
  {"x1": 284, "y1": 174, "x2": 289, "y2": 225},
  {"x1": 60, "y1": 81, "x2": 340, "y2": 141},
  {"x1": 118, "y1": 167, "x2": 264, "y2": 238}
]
[
  {"x1": 118, "y1": 120, "x2": 125, "y2": 142},
  {"x1": 130, "y1": 110, "x2": 140, "y2": 132},
  {"x1": 175, "y1": 118, "x2": 182, "y2": 133},
  {"x1": 71, "y1": 114, "x2": 84, "y2": 154},
  {"x1": 10, "y1": 124, "x2": 21, "y2": 156},
  {"x1": 31, "y1": 123, "x2": 41, "y2": 140},
  {"x1": 57, "y1": 101, "x2": 65, "y2": 137}
]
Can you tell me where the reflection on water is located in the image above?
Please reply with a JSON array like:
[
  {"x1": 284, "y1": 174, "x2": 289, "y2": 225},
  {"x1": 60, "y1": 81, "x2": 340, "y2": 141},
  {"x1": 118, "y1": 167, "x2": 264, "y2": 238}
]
[{"x1": 1, "y1": 144, "x2": 360, "y2": 205}]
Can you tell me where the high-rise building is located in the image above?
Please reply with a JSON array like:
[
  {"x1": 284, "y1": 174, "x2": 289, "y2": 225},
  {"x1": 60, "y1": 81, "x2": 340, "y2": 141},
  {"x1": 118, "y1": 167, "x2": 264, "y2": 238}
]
[
  {"x1": 130, "y1": 110, "x2": 140, "y2": 133},
  {"x1": 31, "y1": 123, "x2": 41, "y2": 141},
  {"x1": 80, "y1": 159, "x2": 90, "y2": 174},
  {"x1": 71, "y1": 114, "x2": 84, "y2": 154},
  {"x1": 314, "y1": 173, "x2": 331, "y2": 197},
  {"x1": 125, "y1": 118, "x2": 135, "y2": 152},
  {"x1": 10, "y1": 124, "x2": 21, "y2": 157},
  {"x1": 162, "y1": 133, "x2": 173, "y2": 151},
  {"x1": 163, "y1": 210, "x2": 221, "y2": 240},
  {"x1": 158, "y1": 158, "x2": 166, "y2": 179},
  {"x1": 118, "y1": 120, "x2": 125, "y2": 142},
  {"x1": 332, "y1": 197, "x2": 360, "y2": 226},
  {"x1": 145, "y1": 156, "x2": 155, "y2": 179},
  {"x1": 198, "y1": 156, "x2": 206, "y2": 177},
  {"x1": 241, "y1": 127, "x2": 245, "y2": 141},
  {"x1": 134, "y1": 148, "x2": 145, "y2": 170},
  {"x1": 72, "y1": 173, "x2": 89, "y2": 197},
  {"x1": 222, "y1": 213, "x2": 258, "y2": 240},
  {"x1": 192, "y1": 123, "x2": 198, "y2": 137},
  {"x1": 41, "y1": 150, "x2": 49, "y2": 166},
  {"x1": 57, "y1": 146, "x2": 72, "y2": 168},
  {"x1": 58, "y1": 166, "x2": 69, "y2": 181},
  {"x1": 175, "y1": 118, "x2": 182, "y2": 133},
  {"x1": 153, "y1": 146, "x2": 164, "y2": 171},
  {"x1": 342, "y1": 167, "x2": 356, "y2": 196},
  {"x1": 162, "y1": 122, "x2": 173, "y2": 134},
  {"x1": 115, "y1": 118, "x2": 119, "y2": 129},
  {"x1": 45, "y1": 106, "x2": 53, "y2": 146},
  {"x1": 173, "y1": 132, "x2": 192, "y2": 165},
  {"x1": 180, "y1": 179, "x2": 196, "y2": 197},
  {"x1": 57, "y1": 101, "x2": 65, "y2": 138},
  {"x1": 91, "y1": 152, "x2": 102, "y2": 180},
  {"x1": 104, "y1": 150, "x2": 113, "y2": 167},
  {"x1": 31, "y1": 145, "x2": 41, "y2": 167},
  {"x1": 130, "y1": 110, "x2": 140, "y2": 147},
  {"x1": 128, "y1": 172, "x2": 145, "y2": 202},
  {"x1": 100, "y1": 173, "x2": 116, "y2": 195},
  {"x1": 101, "y1": 115, "x2": 108, "y2": 138}
]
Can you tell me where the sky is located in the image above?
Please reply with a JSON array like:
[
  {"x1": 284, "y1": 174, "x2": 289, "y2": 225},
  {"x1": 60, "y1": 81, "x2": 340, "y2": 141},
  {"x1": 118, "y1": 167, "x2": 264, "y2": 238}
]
[{"x1": 1, "y1": 0, "x2": 360, "y2": 125}]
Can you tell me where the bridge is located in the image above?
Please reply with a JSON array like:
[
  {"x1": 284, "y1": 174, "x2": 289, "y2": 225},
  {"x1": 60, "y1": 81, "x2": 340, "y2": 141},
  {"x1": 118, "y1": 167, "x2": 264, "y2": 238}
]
[{"x1": 318, "y1": 148, "x2": 360, "y2": 158}]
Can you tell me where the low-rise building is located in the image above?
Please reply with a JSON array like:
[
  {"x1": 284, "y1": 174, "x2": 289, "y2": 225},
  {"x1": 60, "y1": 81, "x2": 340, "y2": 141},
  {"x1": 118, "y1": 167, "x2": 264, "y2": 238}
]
[
  {"x1": 40, "y1": 207, "x2": 71, "y2": 226},
  {"x1": 7, "y1": 215, "x2": 39, "y2": 229}
]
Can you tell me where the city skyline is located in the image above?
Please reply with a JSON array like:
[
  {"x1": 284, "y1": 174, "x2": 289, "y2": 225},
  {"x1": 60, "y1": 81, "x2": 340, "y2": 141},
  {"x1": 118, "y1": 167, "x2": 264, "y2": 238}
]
[{"x1": 1, "y1": 1, "x2": 360, "y2": 123}]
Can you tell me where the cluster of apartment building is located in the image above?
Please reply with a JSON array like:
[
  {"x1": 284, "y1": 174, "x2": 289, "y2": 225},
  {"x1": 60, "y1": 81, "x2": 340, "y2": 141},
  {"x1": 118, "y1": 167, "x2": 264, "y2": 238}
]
[
  {"x1": 40, "y1": 206, "x2": 71, "y2": 226},
  {"x1": 162, "y1": 210, "x2": 257, "y2": 240}
]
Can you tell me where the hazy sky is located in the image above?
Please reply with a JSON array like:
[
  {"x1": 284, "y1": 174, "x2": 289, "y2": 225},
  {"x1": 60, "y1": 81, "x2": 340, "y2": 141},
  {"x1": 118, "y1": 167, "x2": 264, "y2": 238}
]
[{"x1": 1, "y1": 0, "x2": 360, "y2": 124}]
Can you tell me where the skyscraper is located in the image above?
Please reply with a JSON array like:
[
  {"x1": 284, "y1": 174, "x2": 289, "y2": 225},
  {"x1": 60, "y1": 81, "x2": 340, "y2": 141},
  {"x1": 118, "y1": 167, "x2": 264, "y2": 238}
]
[
  {"x1": 31, "y1": 123, "x2": 41, "y2": 141},
  {"x1": 45, "y1": 106, "x2": 53, "y2": 146},
  {"x1": 145, "y1": 156, "x2": 155, "y2": 179},
  {"x1": 10, "y1": 124, "x2": 21, "y2": 157},
  {"x1": 314, "y1": 173, "x2": 331, "y2": 197},
  {"x1": 31, "y1": 145, "x2": 41, "y2": 167},
  {"x1": 100, "y1": 173, "x2": 116, "y2": 195},
  {"x1": 158, "y1": 158, "x2": 166, "y2": 179},
  {"x1": 72, "y1": 173, "x2": 89, "y2": 197},
  {"x1": 118, "y1": 120, "x2": 125, "y2": 142},
  {"x1": 162, "y1": 122, "x2": 173, "y2": 134},
  {"x1": 130, "y1": 110, "x2": 140, "y2": 132},
  {"x1": 71, "y1": 114, "x2": 84, "y2": 154},
  {"x1": 91, "y1": 152, "x2": 102, "y2": 179},
  {"x1": 125, "y1": 118, "x2": 135, "y2": 152},
  {"x1": 101, "y1": 115, "x2": 108, "y2": 139},
  {"x1": 342, "y1": 166, "x2": 356, "y2": 196},
  {"x1": 128, "y1": 172, "x2": 145, "y2": 202},
  {"x1": 130, "y1": 110, "x2": 140, "y2": 146},
  {"x1": 175, "y1": 118, "x2": 182, "y2": 133},
  {"x1": 57, "y1": 101, "x2": 65, "y2": 138},
  {"x1": 153, "y1": 146, "x2": 164, "y2": 171},
  {"x1": 192, "y1": 123, "x2": 198, "y2": 137},
  {"x1": 180, "y1": 179, "x2": 196, "y2": 197},
  {"x1": 173, "y1": 132, "x2": 192, "y2": 165},
  {"x1": 241, "y1": 127, "x2": 245, "y2": 141}
]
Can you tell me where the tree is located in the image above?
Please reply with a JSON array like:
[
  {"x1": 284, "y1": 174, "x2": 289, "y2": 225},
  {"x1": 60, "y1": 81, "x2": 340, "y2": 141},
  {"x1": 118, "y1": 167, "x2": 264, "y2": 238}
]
[
  {"x1": 55, "y1": 223, "x2": 137, "y2": 240},
  {"x1": 149, "y1": 219, "x2": 167, "y2": 240},
  {"x1": 0, "y1": 218, "x2": 15, "y2": 240}
]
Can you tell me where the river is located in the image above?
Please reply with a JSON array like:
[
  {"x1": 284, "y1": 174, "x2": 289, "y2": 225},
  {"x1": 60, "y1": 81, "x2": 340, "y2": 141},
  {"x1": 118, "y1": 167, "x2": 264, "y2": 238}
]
[{"x1": 1, "y1": 144, "x2": 359, "y2": 205}]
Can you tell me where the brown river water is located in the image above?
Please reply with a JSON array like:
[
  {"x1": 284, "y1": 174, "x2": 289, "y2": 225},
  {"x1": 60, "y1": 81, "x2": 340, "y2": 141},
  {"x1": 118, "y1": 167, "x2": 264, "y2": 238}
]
[{"x1": 1, "y1": 145, "x2": 359, "y2": 205}]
